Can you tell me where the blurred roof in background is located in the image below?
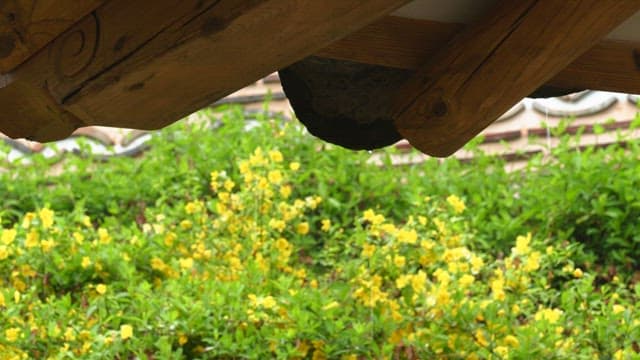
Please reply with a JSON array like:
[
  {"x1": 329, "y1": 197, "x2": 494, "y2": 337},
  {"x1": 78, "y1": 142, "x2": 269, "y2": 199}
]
[{"x1": 2, "y1": 73, "x2": 638, "y2": 169}]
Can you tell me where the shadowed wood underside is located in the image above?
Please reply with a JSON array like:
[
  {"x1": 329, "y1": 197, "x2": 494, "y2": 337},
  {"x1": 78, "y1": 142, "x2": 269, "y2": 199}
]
[
  {"x1": 0, "y1": 0, "x2": 410, "y2": 141},
  {"x1": 0, "y1": 0, "x2": 639, "y2": 157},
  {"x1": 390, "y1": 0, "x2": 640, "y2": 156}
]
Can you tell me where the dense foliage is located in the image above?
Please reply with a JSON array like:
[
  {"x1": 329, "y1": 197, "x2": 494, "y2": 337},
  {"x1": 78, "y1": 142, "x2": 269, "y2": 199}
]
[{"x1": 0, "y1": 107, "x2": 639, "y2": 358}]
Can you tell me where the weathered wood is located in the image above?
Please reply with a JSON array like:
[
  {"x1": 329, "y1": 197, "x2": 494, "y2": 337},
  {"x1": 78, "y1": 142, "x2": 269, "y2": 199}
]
[
  {"x1": 316, "y1": 16, "x2": 458, "y2": 71},
  {"x1": 550, "y1": 40, "x2": 640, "y2": 94},
  {"x1": 0, "y1": 0, "x2": 410, "y2": 141},
  {"x1": 0, "y1": 0, "x2": 104, "y2": 73},
  {"x1": 391, "y1": 1, "x2": 640, "y2": 157},
  {"x1": 317, "y1": 16, "x2": 640, "y2": 95}
]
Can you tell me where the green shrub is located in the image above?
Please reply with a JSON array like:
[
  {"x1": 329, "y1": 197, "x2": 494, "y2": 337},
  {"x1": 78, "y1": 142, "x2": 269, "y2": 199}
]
[
  {"x1": 1, "y1": 107, "x2": 640, "y2": 358},
  {"x1": 1, "y1": 130, "x2": 640, "y2": 358}
]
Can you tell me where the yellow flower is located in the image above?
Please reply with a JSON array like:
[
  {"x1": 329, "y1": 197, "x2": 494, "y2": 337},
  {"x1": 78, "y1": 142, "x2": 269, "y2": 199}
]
[
  {"x1": 5, "y1": 328, "x2": 20, "y2": 342},
  {"x1": 269, "y1": 219, "x2": 286, "y2": 232},
  {"x1": 268, "y1": 150, "x2": 283, "y2": 163},
  {"x1": 294, "y1": 268, "x2": 307, "y2": 279},
  {"x1": 513, "y1": 233, "x2": 532, "y2": 255},
  {"x1": 289, "y1": 162, "x2": 300, "y2": 171},
  {"x1": 274, "y1": 238, "x2": 292, "y2": 253},
  {"x1": 178, "y1": 333, "x2": 188, "y2": 345},
  {"x1": 25, "y1": 230, "x2": 39, "y2": 248},
  {"x1": 534, "y1": 308, "x2": 563, "y2": 324},
  {"x1": 434, "y1": 285, "x2": 450, "y2": 305},
  {"x1": 410, "y1": 271, "x2": 427, "y2": 293},
  {"x1": 612, "y1": 304, "x2": 625, "y2": 314},
  {"x1": 562, "y1": 264, "x2": 574, "y2": 273},
  {"x1": 224, "y1": 179, "x2": 235, "y2": 191},
  {"x1": 1, "y1": 228, "x2": 16, "y2": 245},
  {"x1": 393, "y1": 255, "x2": 406, "y2": 268},
  {"x1": 297, "y1": 222, "x2": 310, "y2": 235},
  {"x1": 22, "y1": 212, "x2": 36, "y2": 229},
  {"x1": 306, "y1": 196, "x2": 322, "y2": 209},
  {"x1": 495, "y1": 346, "x2": 509, "y2": 358},
  {"x1": 397, "y1": 229, "x2": 418, "y2": 244},
  {"x1": 459, "y1": 274, "x2": 475, "y2": 287},
  {"x1": 446, "y1": 195, "x2": 466, "y2": 214},
  {"x1": 475, "y1": 329, "x2": 489, "y2": 347},
  {"x1": 180, "y1": 220, "x2": 193, "y2": 230},
  {"x1": 179, "y1": 257, "x2": 194, "y2": 270},
  {"x1": 38, "y1": 208, "x2": 55, "y2": 229},
  {"x1": 98, "y1": 228, "x2": 111, "y2": 244},
  {"x1": 434, "y1": 269, "x2": 451, "y2": 285},
  {"x1": 504, "y1": 335, "x2": 520, "y2": 348},
  {"x1": 40, "y1": 238, "x2": 56, "y2": 253},
  {"x1": 512, "y1": 304, "x2": 521, "y2": 314},
  {"x1": 321, "y1": 219, "x2": 331, "y2": 232},
  {"x1": 73, "y1": 232, "x2": 85, "y2": 244},
  {"x1": 524, "y1": 251, "x2": 541, "y2": 272},
  {"x1": 218, "y1": 192, "x2": 230, "y2": 203},
  {"x1": 96, "y1": 284, "x2": 107, "y2": 295},
  {"x1": 396, "y1": 274, "x2": 410, "y2": 289},
  {"x1": 363, "y1": 209, "x2": 385, "y2": 226},
  {"x1": 81, "y1": 257, "x2": 92, "y2": 269},
  {"x1": 164, "y1": 232, "x2": 177, "y2": 247},
  {"x1": 151, "y1": 257, "x2": 167, "y2": 271},
  {"x1": 573, "y1": 268, "x2": 584, "y2": 278},
  {"x1": 0, "y1": 292, "x2": 4, "y2": 307},
  {"x1": 262, "y1": 296, "x2": 277, "y2": 309},
  {"x1": 491, "y1": 277, "x2": 506, "y2": 301},
  {"x1": 613, "y1": 349, "x2": 625, "y2": 360},
  {"x1": 0, "y1": 245, "x2": 9, "y2": 260},
  {"x1": 280, "y1": 185, "x2": 292, "y2": 198},
  {"x1": 361, "y1": 243, "x2": 376, "y2": 258},
  {"x1": 120, "y1": 325, "x2": 133, "y2": 340},
  {"x1": 185, "y1": 201, "x2": 202, "y2": 214}
]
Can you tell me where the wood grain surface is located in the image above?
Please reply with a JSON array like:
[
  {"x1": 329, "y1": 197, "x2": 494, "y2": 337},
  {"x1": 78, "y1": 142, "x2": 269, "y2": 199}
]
[
  {"x1": 0, "y1": 0, "x2": 104, "y2": 72},
  {"x1": 317, "y1": 16, "x2": 640, "y2": 95},
  {"x1": 390, "y1": 0, "x2": 640, "y2": 156},
  {"x1": 0, "y1": 0, "x2": 410, "y2": 141}
]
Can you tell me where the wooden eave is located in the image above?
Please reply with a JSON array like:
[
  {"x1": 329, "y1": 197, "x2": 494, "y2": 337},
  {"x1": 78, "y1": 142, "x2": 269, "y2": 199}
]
[
  {"x1": 316, "y1": 16, "x2": 640, "y2": 96},
  {"x1": 1, "y1": 0, "x2": 639, "y2": 156}
]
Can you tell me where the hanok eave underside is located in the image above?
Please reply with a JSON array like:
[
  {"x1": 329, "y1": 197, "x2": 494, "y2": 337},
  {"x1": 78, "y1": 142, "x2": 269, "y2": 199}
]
[{"x1": 1, "y1": 0, "x2": 639, "y2": 156}]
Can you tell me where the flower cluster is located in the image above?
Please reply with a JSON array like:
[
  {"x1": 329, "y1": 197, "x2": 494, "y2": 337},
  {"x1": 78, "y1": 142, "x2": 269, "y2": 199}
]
[{"x1": 0, "y1": 147, "x2": 638, "y2": 359}]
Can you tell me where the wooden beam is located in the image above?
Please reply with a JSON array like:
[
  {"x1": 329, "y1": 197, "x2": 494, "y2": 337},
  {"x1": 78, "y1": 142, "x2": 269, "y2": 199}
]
[
  {"x1": 550, "y1": 40, "x2": 640, "y2": 94},
  {"x1": 316, "y1": 16, "x2": 640, "y2": 95},
  {"x1": 390, "y1": 1, "x2": 640, "y2": 157},
  {"x1": 0, "y1": 0, "x2": 105, "y2": 73},
  {"x1": 0, "y1": 0, "x2": 410, "y2": 141},
  {"x1": 316, "y1": 16, "x2": 458, "y2": 71}
]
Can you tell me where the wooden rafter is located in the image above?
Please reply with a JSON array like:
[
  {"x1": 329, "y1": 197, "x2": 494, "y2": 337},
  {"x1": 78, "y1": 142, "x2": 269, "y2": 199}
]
[
  {"x1": 316, "y1": 16, "x2": 640, "y2": 95},
  {"x1": 0, "y1": 0, "x2": 410, "y2": 141},
  {"x1": 0, "y1": 0, "x2": 105, "y2": 73},
  {"x1": 387, "y1": 1, "x2": 640, "y2": 157}
]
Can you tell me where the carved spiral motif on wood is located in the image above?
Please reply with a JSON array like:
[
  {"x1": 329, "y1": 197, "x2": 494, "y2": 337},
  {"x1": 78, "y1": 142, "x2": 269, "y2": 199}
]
[{"x1": 53, "y1": 13, "x2": 99, "y2": 79}]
